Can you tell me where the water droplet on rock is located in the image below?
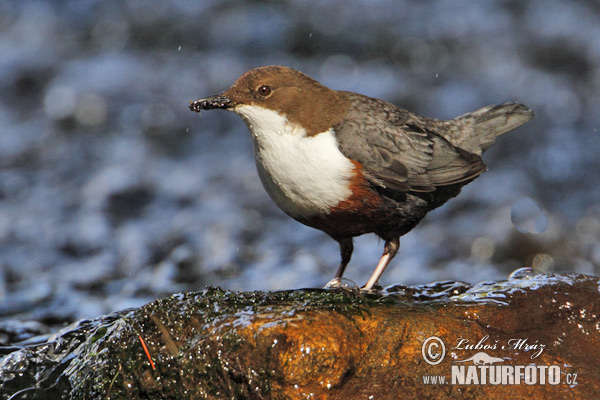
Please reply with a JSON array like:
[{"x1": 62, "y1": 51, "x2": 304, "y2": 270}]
[
  {"x1": 323, "y1": 277, "x2": 358, "y2": 289},
  {"x1": 508, "y1": 267, "x2": 535, "y2": 280}
]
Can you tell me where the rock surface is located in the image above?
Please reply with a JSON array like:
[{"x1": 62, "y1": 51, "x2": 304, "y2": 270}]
[{"x1": 1, "y1": 273, "x2": 599, "y2": 399}]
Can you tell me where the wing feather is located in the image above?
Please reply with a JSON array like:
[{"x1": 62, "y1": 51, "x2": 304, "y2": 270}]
[{"x1": 334, "y1": 94, "x2": 486, "y2": 194}]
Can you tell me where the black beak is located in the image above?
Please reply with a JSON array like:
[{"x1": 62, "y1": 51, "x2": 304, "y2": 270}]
[{"x1": 189, "y1": 94, "x2": 232, "y2": 112}]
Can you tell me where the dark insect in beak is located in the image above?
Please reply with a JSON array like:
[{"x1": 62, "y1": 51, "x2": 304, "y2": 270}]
[{"x1": 189, "y1": 95, "x2": 232, "y2": 112}]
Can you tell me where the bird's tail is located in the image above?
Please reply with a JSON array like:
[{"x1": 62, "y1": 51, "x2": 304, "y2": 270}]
[{"x1": 449, "y1": 103, "x2": 533, "y2": 156}]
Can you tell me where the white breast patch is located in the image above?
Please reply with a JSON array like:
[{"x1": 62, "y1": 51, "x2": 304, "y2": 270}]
[{"x1": 233, "y1": 105, "x2": 355, "y2": 218}]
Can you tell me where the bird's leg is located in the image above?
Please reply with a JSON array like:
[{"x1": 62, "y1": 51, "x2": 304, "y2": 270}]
[
  {"x1": 363, "y1": 237, "x2": 400, "y2": 290},
  {"x1": 334, "y1": 237, "x2": 353, "y2": 279}
]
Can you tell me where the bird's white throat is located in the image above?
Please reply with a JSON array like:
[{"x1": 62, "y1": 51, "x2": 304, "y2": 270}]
[{"x1": 234, "y1": 104, "x2": 354, "y2": 218}]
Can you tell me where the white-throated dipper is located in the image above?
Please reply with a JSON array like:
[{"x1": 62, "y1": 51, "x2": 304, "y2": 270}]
[{"x1": 190, "y1": 65, "x2": 533, "y2": 290}]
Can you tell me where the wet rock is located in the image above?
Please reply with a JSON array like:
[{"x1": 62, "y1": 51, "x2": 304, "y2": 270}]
[{"x1": 1, "y1": 273, "x2": 599, "y2": 399}]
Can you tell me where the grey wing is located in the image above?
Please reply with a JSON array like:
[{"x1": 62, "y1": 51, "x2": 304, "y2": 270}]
[{"x1": 334, "y1": 98, "x2": 487, "y2": 193}]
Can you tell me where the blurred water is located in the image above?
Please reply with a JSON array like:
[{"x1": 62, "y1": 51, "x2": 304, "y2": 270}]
[
  {"x1": 511, "y1": 197, "x2": 549, "y2": 234},
  {"x1": 0, "y1": 0, "x2": 599, "y2": 330}
]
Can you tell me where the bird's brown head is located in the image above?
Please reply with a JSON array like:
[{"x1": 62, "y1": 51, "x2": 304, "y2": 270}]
[{"x1": 190, "y1": 66, "x2": 349, "y2": 136}]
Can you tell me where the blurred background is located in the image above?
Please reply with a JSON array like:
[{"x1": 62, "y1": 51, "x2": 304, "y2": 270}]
[{"x1": 0, "y1": 0, "x2": 599, "y2": 333}]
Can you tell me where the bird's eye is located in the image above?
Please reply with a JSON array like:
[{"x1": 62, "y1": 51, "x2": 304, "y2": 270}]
[{"x1": 257, "y1": 85, "x2": 272, "y2": 97}]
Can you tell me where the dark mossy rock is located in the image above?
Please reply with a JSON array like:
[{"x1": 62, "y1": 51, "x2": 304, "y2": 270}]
[{"x1": 1, "y1": 273, "x2": 599, "y2": 399}]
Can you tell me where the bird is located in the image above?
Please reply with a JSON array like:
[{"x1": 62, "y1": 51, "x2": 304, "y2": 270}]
[{"x1": 189, "y1": 65, "x2": 533, "y2": 290}]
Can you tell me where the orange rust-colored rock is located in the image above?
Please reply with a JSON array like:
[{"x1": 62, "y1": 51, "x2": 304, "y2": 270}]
[{"x1": 1, "y1": 273, "x2": 599, "y2": 399}]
